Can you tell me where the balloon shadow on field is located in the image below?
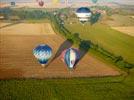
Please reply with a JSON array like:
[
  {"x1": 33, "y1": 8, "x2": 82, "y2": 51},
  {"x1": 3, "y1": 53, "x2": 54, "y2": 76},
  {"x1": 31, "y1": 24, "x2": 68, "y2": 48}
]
[
  {"x1": 74, "y1": 40, "x2": 91, "y2": 69},
  {"x1": 46, "y1": 39, "x2": 73, "y2": 67}
]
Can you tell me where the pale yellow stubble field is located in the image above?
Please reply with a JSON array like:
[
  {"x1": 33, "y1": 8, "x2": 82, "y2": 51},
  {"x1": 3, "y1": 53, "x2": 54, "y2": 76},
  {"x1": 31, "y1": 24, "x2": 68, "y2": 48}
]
[
  {"x1": 0, "y1": 23, "x2": 55, "y2": 35},
  {"x1": 112, "y1": 26, "x2": 134, "y2": 37}
]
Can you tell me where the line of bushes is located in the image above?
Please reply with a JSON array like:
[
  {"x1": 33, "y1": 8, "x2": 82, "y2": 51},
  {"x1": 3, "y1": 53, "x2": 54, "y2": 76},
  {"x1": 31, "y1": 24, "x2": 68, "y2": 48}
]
[
  {"x1": 0, "y1": 8, "x2": 49, "y2": 20},
  {"x1": 49, "y1": 12, "x2": 134, "y2": 71}
]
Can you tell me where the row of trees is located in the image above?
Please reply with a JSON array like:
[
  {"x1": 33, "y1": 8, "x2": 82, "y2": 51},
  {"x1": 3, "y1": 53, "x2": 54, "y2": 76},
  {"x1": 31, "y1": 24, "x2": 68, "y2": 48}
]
[
  {"x1": 0, "y1": 8, "x2": 49, "y2": 20},
  {"x1": 49, "y1": 12, "x2": 133, "y2": 70}
]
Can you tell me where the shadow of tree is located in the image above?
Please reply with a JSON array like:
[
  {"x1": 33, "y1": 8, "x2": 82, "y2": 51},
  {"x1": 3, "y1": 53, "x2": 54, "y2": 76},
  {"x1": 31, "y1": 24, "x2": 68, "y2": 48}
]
[
  {"x1": 90, "y1": 12, "x2": 101, "y2": 25},
  {"x1": 79, "y1": 40, "x2": 91, "y2": 60},
  {"x1": 46, "y1": 39, "x2": 73, "y2": 67},
  {"x1": 73, "y1": 33, "x2": 81, "y2": 43}
]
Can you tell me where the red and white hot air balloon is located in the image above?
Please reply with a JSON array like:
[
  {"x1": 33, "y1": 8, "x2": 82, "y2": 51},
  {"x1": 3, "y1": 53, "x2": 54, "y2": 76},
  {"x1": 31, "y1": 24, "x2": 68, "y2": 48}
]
[{"x1": 37, "y1": 0, "x2": 44, "y2": 7}]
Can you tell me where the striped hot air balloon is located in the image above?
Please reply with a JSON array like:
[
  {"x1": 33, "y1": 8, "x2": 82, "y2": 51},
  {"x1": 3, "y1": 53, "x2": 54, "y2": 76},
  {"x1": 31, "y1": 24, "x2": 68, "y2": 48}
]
[
  {"x1": 76, "y1": 7, "x2": 92, "y2": 24},
  {"x1": 63, "y1": 48, "x2": 80, "y2": 69},
  {"x1": 33, "y1": 44, "x2": 52, "y2": 66}
]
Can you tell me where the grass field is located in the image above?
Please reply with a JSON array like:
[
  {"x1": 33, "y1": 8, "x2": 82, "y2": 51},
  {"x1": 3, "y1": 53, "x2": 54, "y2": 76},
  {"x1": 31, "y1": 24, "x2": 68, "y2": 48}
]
[
  {"x1": 0, "y1": 68, "x2": 133, "y2": 100},
  {"x1": 65, "y1": 22, "x2": 134, "y2": 63},
  {"x1": 24, "y1": 19, "x2": 50, "y2": 23}
]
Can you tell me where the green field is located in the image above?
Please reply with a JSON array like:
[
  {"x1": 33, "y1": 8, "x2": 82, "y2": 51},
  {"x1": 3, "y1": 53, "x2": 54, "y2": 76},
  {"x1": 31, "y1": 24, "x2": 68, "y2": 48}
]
[
  {"x1": 24, "y1": 19, "x2": 50, "y2": 23},
  {"x1": 0, "y1": 68, "x2": 134, "y2": 100},
  {"x1": 65, "y1": 22, "x2": 134, "y2": 63}
]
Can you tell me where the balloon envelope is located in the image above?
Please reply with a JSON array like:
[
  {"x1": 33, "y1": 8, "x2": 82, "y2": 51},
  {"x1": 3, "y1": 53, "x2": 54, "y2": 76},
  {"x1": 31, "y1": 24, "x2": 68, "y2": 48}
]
[
  {"x1": 53, "y1": 0, "x2": 59, "y2": 4},
  {"x1": 38, "y1": 0, "x2": 44, "y2": 7},
  {"x1": 76, "y1": 7, "x2": 92, "y2": 23},
  {"x1": 64, "y1": 48, "x2": 80, "y2": 69},
  {"x1": 92, "y1": 0, "x2": 98, "y2": 3},
  {"x1": 33, "y1": 44, "x2": 52, "y2": 65}
]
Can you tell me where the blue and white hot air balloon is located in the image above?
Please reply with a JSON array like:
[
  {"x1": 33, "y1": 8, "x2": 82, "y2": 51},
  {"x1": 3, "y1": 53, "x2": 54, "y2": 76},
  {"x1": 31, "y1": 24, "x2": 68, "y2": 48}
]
[
  {"x1": 33, "y1": 44, "x2": 52, "y2": 66},
  {"x1": 64, "y1": 48, "x2": 80, "y2": 69},
  {"x1": 76, "y1": 7, "x2": 92, "y2": 24}
]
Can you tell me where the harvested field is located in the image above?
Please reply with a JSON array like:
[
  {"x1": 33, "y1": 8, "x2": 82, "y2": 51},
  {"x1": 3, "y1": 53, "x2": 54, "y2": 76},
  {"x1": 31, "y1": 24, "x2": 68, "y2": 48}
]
[
  {"x1": 131, "y1": 16, "x2": 134, "y2": 19},
  {"x1": 112, "y1": 26, "x2": 134, "y2": 37},
  {"x1": 0, "y1": 23, "x2": 120, "y2": 79},
  {"x1": 0, "y1": 22, "x2": 11, "y2": 28},
  {"x1": 0, "y1": 23, "x2": 55, "y2": 35}
]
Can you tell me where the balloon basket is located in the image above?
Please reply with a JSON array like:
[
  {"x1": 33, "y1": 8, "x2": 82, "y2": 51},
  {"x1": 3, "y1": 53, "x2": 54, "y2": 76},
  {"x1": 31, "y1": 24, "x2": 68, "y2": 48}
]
[{"x1": 41, "y1": 64, "x2": 46, "y2": 67}]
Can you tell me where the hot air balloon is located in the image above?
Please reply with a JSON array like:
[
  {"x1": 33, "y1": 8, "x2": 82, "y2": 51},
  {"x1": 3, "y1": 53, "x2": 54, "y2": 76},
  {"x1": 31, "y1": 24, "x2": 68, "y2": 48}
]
[
  {"x1": 33, "y1": 44, "x2": 52, "y2": 66},
  {"x1": 76, "y1": 7, "x2": 92, "y2": 24},
  {"x1": 38, "y1": 0, "x2": 44, "y2": 7},
  {"x1": 53, "y1": 0, "x2": 59, "y2": 4},
  {"x1": 92, "y1": 0, "x2": 98, "y2": 4},
  {"x1": 60, "y1": 49, "x2": 67, "y2": 62},
  {"x1": 11, "y1": 2, "x2": 15, "y2": 6},
  {"x1": 62, "y1": 48, "x2": 80, "y2": 69}
]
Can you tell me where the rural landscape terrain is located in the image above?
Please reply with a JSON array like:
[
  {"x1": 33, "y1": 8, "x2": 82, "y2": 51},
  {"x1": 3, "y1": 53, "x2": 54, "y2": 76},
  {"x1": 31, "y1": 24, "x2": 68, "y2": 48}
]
[
  {"x1": 0, "y1": 22, "x2": 120, "y2": 79},
  {"x1": 0, "y1": 0, "x2": 134, "y2": 100}
]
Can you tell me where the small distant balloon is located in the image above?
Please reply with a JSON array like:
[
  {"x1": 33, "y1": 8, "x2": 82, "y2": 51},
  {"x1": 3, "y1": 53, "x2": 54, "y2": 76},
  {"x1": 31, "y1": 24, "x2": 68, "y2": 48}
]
[
  {"x1": 92, "y1": 0, "x2": 98, "y2": 4},
  {"x1": 33, "y1": 44, "x2": 52, "y2": 66},
  {"x1": 11, "y1": 2, "x2": 15, "y2": 6},
  {"x1": 53, "y1": 0, "x2": 59, "y2": 4},
  {"x1": 38, "y1": 0, "x2": 44, "y2": 7},
  {"x1": 62, "y1": 48, "x2": 80, "y2": 69}
]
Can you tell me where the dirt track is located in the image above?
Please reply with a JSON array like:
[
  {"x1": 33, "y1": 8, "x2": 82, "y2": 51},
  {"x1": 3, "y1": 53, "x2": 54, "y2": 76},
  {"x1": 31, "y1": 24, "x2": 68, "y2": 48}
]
[{"x1": 0, "y1": 23, "x2": 120, "y2": 79}]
